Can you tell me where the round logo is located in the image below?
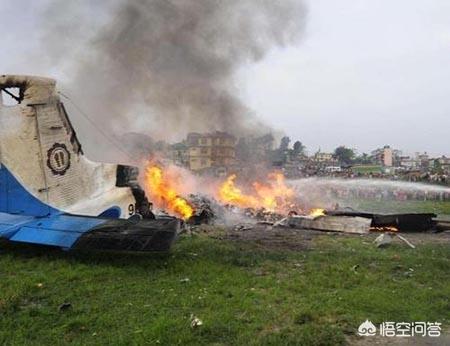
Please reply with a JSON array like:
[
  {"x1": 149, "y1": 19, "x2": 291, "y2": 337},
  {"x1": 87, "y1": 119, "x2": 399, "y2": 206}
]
[{"x1": 47, "y1": 143, "x2": 71, "y2": 175}]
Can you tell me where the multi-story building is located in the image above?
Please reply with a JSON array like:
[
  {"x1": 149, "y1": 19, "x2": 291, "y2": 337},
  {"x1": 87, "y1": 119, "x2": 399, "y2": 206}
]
[
  {"x1": 399, "y1": 156, "x2": 417, "y2": 169},
  {"x1": 186, "y1": 132, "x2": 236, "y2": 172},
  {"x1": 371, "y1": 145, "x2": 393, "y2": 167},
  {"x1": 437, "y1": 155, "x2": 450, "y2": 165},
  {"x1": 314, "y1": 151, "x2": 334, "y2": 162},
  {"x1": 415, "y1": 152, "x2": 430, "y2": 171},
  {"x1": 436, "y1": 156, "x2": 450, "y2": 174},
  {"x1": 169, "y1": 142, "x2": 188, "y2": 166}
]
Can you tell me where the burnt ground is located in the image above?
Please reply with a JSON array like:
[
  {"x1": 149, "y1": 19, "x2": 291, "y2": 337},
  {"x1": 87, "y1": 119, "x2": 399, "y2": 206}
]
[{"x1": 194, "y1": 223, "x2": 450, "y2": 252}]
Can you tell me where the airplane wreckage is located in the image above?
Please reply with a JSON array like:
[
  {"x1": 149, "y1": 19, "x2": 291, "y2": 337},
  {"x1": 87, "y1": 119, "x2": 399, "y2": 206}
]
[
  {"x1": 0, "y1": 75, "x2": 446, "y2": 253},
  {"x1": 0, "y1": 75, "x2": 179, "y2": 252}
]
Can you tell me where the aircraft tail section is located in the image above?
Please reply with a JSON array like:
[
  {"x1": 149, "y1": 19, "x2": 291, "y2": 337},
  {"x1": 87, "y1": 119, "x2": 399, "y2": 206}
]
[
  {"x1": 0, "y1": 75, "x2": 179, "y2": 253},
  {"x1": 0, "y1": 75, "x2": 135, "y2": 218}
]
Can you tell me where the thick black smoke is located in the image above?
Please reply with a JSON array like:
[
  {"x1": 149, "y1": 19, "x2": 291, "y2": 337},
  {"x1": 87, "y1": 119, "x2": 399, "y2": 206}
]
[{"x1": 42, "y1": 0, "x2": 307, "y2": 142}]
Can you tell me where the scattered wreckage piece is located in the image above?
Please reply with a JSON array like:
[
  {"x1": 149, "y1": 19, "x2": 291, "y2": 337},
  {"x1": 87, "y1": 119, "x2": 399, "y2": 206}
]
[
  {"x1": 396, "y1": 234, "x2": 416, "y2": 249},
  {"x1": 434, "y1": 219, "x2": 450, "y2": 232},
  {"x1": 374, "y1": 233, "x2": 393, "y2": 247},
  {"x1": 326, "y1": 210, "x2": 436, "y2": 232},
  {"x1": 286, "y1": 210, "x2": 437, "y2": 234},
  {"x1": 374, "y1": 233, "x2": 416, "y2": 249},
  {"x1": 287, "y1": 215, "x2": 372, "y2": 234},
  {"x1": 234, "y1": 224, "x2": 254, "y2": 232},
  {"x1": 272, "y1": 217, "x2": 288, "y2": 228}
]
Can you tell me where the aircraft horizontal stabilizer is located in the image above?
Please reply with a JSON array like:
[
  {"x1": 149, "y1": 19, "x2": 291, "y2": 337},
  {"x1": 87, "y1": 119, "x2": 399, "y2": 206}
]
[
  {"x1": 72, "y1": 217, "x2": 180, "y2": 252},
  {"x1": 0, "y1": 212, "x2": 180, "y2": 252}
]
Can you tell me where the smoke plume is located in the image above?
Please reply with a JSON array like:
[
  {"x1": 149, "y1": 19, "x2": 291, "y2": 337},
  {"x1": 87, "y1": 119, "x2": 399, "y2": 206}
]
[{"x1": 40, "y1": 0, "x2": 307, "y2": 144}]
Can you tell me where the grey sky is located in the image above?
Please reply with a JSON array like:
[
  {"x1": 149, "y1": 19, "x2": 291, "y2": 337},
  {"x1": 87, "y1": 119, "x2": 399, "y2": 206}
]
[
  {"x1": 243, "y1": 0, "x2": 450, "y2": 156},
  {"x1": 1, "y1": 0, "x2": 449, "y2": 157}
]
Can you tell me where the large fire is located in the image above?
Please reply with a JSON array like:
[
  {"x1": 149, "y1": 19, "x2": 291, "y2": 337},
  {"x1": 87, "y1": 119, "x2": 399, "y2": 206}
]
[
  {"x1": 218, "y1": 174, "x2": 259, "y2": 208},
  {"x1": 218, "y1": 172, "x2": 295, "y2": 212},
  {"x1": 144, "y1": 164, "x2": 194, "y2": 219},
  {"x1": 143, "y1": 162, "x2": 323, "y2": 220}
]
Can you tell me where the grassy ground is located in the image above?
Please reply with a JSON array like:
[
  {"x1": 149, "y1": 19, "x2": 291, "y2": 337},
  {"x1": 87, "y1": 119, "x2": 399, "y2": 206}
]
[
  {"x1": 351, "y1": 165, "x2": 383, "y2": 174},
  {"x1": 1, "y1": 232, "x2": 449, "y2": 345}
]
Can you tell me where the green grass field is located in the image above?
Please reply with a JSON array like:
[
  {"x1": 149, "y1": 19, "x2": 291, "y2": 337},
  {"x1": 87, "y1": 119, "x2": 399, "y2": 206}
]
[
  {"x1": 1, "y1": 231, "x2": 449, "y2": 345},
  {"x1": 351, "y1": 165, "x2": 383, "y2": 174}
]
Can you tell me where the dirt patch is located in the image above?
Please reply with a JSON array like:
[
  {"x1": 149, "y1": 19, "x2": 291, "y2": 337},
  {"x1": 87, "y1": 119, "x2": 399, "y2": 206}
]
[
  {"x1": 196, "y1": 224, "x2": 450, "y2": 251},
  {"x1": 222, "y1": 224, "x2": 324, "y2": 251}
]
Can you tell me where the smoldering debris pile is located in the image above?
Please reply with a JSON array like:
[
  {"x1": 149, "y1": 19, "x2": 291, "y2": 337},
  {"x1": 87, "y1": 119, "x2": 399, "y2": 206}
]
[
  {"x1": 186, "y1": 195, "x2": 219, "y2": 225},
  {"x1": 176, "y1": 195, "x2": 444, "y2": 235},
  {"x1": 183, "y1": 195, "x2": 286, "y2": 226}
]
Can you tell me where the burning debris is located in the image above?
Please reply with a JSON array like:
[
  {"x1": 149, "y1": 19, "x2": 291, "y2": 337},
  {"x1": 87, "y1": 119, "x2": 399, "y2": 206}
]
[
  {"x1": 139, "y1": 161, "x2": 441, "y2": 237},
  {"x1": 218, "y1": 173, "x2": 296, "y2": 212},
  {"x1": 144, "y1": 163, "x2": 194, "y2": 220},
  {"x1": 185, "y1": 195, "x2": 217, "y2": 225}
]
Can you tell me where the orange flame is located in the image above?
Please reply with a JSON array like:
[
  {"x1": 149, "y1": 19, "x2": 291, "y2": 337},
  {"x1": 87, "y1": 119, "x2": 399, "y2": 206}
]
[
  {"x1": 218, "y1": 172, "x2": 295, "y2": 212},
  {"x1": 370, "y1": 226, "x2": 399, "y2": 232},
  {"x1": 253, "y1": 173, "x2": 295, "y2": 210},
  {"x1": 309, "y1": 208, "x2": 325, "y2": 218},
  {"x1": 219, "y1": 174, "x2": 259, "y2": 208},
  {"x1": 144, "y1": 164, "x2": 194, "y2": 219}
]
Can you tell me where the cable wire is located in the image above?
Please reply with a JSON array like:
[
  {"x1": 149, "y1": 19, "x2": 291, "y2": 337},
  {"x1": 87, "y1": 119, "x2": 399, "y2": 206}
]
[{"x1": 58, "y1": 91, "x2": 134, "y2": 161}]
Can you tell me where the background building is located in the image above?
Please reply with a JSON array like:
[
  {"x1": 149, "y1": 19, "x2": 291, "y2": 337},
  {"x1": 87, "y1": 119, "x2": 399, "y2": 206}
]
[
  {"x1": 186, "y1": 132, "x2": 236, "y2": 172},
  {"x1": 314, "y1": 151, "x2": 334, "y2": 163},
  {"x1": 371, "y1": 145, "x2": 393, "y2": 167},
  {"x1": 169, "y1": 142, "x2": 188, "y2": 167},
  {"x1": 415, "y1": 152, "x2": 430, "y2": 171}
]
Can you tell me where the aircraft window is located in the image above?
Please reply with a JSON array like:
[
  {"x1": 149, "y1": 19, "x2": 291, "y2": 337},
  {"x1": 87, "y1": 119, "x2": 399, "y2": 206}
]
[{"x1": 1, "y1": 87, "x2": 22, "y2": 106}]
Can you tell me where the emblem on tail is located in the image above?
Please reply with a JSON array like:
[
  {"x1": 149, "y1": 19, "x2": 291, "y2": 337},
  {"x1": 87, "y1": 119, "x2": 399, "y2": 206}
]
[{"x1": 47, "y1": 143, "x2": 71, "y2": 176}]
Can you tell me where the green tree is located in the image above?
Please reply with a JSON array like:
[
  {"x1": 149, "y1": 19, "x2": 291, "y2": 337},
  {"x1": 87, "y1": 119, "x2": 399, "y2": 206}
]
[
  {"x1": 333, "y1": 146, "x2": 355, "y2": 164},
  {"x1": 432, "y1": 159, "x2": 443, "y2": 174},
  {"x1": 355, "y1": 152, "x2": 372, "y2": 164},
  {"x1": 293, "y1": 141, "x2": 305, "y2": 156},
  {"x1": 279, "y1": 136, "x2": 291, "y2": 151}
]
